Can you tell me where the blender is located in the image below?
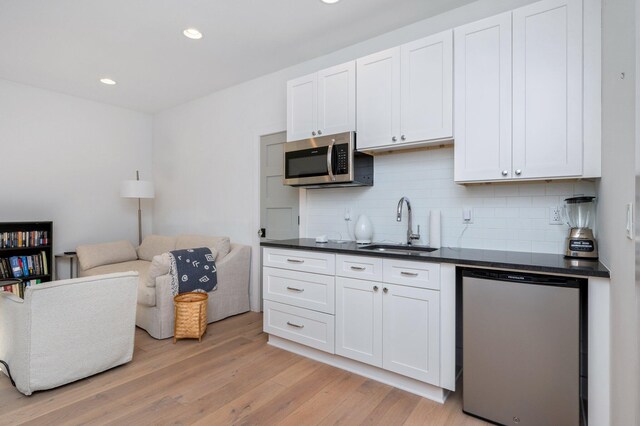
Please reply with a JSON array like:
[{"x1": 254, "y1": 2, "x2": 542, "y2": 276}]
[{"x1": 563, "y1": 196, "x2": 598, "y2": 259}]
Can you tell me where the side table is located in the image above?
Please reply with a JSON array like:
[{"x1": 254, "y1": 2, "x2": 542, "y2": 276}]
[{"x1": 55, "y1": 253, "x2": 78, "y2": 280}]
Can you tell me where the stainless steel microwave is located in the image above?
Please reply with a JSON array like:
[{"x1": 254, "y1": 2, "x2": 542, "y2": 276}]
[{"x1": 283, "y1": 132, "x2": 373, "y2": 188}]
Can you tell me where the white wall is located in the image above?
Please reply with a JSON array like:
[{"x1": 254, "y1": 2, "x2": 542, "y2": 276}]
[
  {"x1": 305, "y1": 147, "x2": 595, "y2": 253},
  {"x1": 0, "y1": 79, "x2": 153, "y2": 279},
  {"x1": 598, "y1": 0, "x2": 638, "y2": 424},
  {"x1": 152, "y1": 0, "x2": 542, "y2": 311}
]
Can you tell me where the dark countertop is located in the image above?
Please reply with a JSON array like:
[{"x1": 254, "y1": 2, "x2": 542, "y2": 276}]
[{"x1": 260, "y1": 238, "x2": 610, "y2": 278}]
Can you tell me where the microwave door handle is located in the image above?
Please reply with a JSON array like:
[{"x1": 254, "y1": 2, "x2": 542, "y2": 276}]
[{"x1": 327, "y1": 139, "x2": 336, "y2": 181}]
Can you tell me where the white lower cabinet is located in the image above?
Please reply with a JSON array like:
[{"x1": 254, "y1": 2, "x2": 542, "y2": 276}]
[
  {"x1": 335, "y1": 277, "x2": 440, "y2": 386},
  {"x1": 263, "y1": 248, "x2": 450, "y2": 399},
  {"x1": 335, "y1": 277, "x2": 383, "y2": 366},
  {"x1": 382, "y1": 284, "x2": 440, "y2": 385}
]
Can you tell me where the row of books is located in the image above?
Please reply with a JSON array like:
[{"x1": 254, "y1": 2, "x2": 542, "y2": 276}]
[
  {"x1": 0, "y1": 230, "x2": 49, "y2": 249},
  {"x1": 1, "y1": 279, "x2": 42, "y2": 299},
  {"x1": 0, "y1": 251, "x2": 49, "y2": 279}
]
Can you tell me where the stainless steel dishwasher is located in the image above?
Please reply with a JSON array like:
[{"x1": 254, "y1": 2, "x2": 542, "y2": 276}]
[{"x1": 462, "y1": 269, "x2": 585, "y2": 426}]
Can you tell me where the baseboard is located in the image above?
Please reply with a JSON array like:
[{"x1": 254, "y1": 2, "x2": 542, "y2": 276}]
[{"x1": 268, "y1": 335, "x2": 449, "y2": 404}]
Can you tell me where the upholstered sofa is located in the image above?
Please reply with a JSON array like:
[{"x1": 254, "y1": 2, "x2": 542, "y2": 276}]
[
  {"x1": 76, "y1": 235, "x2": 251, "y2": 340},
  {"x1": 0, "y1": 272, "x2": 138, "y2": 395}
]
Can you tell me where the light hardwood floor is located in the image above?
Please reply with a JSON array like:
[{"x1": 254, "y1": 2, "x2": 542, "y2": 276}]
[{"x1": 0, "y1": 312, "x2": 488, "y2": 425}]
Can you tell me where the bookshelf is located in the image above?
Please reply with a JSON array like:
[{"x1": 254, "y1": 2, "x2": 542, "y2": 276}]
[{"x1": 0, "y1": 222, "x2": 53, "y2": 291}]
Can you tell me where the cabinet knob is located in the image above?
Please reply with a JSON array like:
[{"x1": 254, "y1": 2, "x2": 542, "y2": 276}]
[
  {"x1": 317, "y1": 130, "x2": 322, "y2": 135},
  {"x1": 312, "y1": 131, "x2": 316, "y2": 136},
  {"x1": 401, "y1": 135, "x2": 406, "y2": 141},
  {"x1": 373, "y1": 286, "x2": 379, "y2": 292},
  {"x1": 515, "y1": 169, "x2": 522, "y2": 176},
  {"x1": 501, "y1": 170, "x2": 508, "y2": 177},
  {"x1": 392, "y1": 136, "x2": 397, "y2": 142},
  {"x1": 383, "y1": 287, "x2": 388, "y2": 294}
]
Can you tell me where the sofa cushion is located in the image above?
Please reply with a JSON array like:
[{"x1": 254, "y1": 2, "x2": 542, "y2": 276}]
[
  {"x1": 147, "y1": 253, "x2": 171, "y2": 287},
  {"x1": 80, "y1": 260, "x2": 156, "y2": 307},
  {"x1": 77, "y1": 240, "x2": 138, "y2": 271},
  {"x1": 137, "y1": 235, "x2": 176, "y2": 262},
  {"x1": 175, "y1": 235, "x2": 230, "y2": 260}
]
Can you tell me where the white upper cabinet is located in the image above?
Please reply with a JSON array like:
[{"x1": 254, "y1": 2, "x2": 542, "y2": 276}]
[
  {"x1": 287, "y1": 73, "x2": 317, "y2": 142},
  {"x1": 317, "y1": 62, "x2": 356, "y2": 139},
  {"x1": 356, "y1": 48, "x2": 401, "y2": 150},
  {"x1": 286, "y1": 61, "x2": 355, "y2": 142},
  {"x1": 512, "y1": 0, "x2": 583, "y2": 179},
  {"x1": 401, "y1": 31, "x2": 453, "y2": 143},
  {"x1": 357, "y1": 30, "x2": 453, "y2": 151},
  {"x1": 454, "y1": 13, "x2": 512, "y2": 183},
  {"x1": 455, "y1": 0, "x2": 588, "y2": 183}
]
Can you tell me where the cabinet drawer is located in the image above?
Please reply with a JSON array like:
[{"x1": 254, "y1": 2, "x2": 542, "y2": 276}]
[
  {"x1": 263, "y1": 300, "x2": 335, "y2": 354},
  {"x1": 383, "y1": 259, "x2": 440, "y2": 290},
  {"x1": 263, "y1": 267, "x2": 335, "y2": 314},
  {"x1": 263, "y1": 248, "x2": 335, "y2": 275},
  {"x1": 336, "y1": 255, "x2": 383, "y2": 281}
]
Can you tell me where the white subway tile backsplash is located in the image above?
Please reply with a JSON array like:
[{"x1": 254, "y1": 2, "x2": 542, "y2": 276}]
[{"x1": 304, "y1": 147, "x2": 596, "y2": 255}]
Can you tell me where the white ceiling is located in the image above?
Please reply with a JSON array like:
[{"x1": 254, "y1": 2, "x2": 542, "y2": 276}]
[{"x1": 0, "y1": 0, "x2": 475, "y2": 113}]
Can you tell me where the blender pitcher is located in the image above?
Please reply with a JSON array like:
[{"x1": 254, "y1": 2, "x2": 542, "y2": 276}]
[{"x1": 563, "y1": 196, "x2": 598, "y2": 259}]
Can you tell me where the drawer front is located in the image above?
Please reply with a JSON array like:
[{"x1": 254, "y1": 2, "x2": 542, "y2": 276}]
[
  {"x1": 263, "y1": 300, "x2": 335, "y2": 353},
  {"x1": 383, "y1": 259, "x2": 440, "y2": 290},
  {"x1": 263, "y1": 267, "x2": 335, "y2": 314},
  {"x1": 336, "y1": 255, "x2": 383, "y2": 281},
  {"x1": 263, "y1": 248, "x2": 335, "y2": 275}
]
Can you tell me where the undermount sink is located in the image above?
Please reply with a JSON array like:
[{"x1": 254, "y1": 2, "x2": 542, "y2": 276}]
[{"x1": 359, "y1": 243, "x2": 438, "y2": 255}]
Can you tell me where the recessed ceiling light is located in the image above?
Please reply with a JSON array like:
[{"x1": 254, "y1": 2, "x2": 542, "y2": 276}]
[
  {"x1": 100, "y1": 78, "x2": 116, "y2": 85},
  {"x1": 321, "y1": 0, "x2": 340, "y2": 3},
  {"x1": 183, "y1": 28, "x2": 203, "y2": 40}
]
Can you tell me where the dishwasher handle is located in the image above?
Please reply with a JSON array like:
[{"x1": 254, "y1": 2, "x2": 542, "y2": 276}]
[{"x1": 461, "y1": 268, "x2": 583, "y2": 288}]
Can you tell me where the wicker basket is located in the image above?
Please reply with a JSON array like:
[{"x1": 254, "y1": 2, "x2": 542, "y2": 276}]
[{"x1": 173, "y1": 292, "x2": 208, "y2": 343}]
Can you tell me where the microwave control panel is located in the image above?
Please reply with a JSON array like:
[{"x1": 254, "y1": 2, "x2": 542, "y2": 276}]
[{"x1": 335, "y1": 144, "x2": 349, "y2": 175}]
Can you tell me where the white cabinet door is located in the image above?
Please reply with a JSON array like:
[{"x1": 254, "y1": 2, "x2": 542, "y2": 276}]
[
  {"x1": 287, "y1": 73, "x2": 317, "y2": 142},
  {"x1": 382, "y1": 284, "x2": 440, "y2": 385},
  {"x1": 317, "y1": 61, "x2": 356, "y2": 137},
  {"x1": 401, "y1": 30, "x2": 453, "y2": 143},
  {"x1": 335, "y1": 277, "x2": 383, "y2": 367},
  {"x1": 512, "y1": 0, "x2": 583, "y2": 179},
  {"x1": 454, "y1": 13, "x2": 513, "y2": 183},
  {"x1": 356, "y1": 47, "x2": 401, "y2": 150}
]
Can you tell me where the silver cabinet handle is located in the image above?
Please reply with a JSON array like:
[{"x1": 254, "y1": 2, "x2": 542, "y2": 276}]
[
  {"x1": 401, "y1": 135, "x2": 406, "y2": 141},
  {"x1": 373, "y1": 285, "x2": 379, "y2": 292},
  {"x1": 501, "y1": 170, "x2": 508, "y2": 176},
  {"x1": 286, "y1": 286, "x2": 304, "y2": 292},
  {"x1": 312, "y1": 131, "x2": 316, "y2": 136},
  {"x1": 400, "y1": 271, "x2": 419, "y2": 277},
  {"x1": 392, "y1": 136, "x2": 397, "y2": 142},
  {"x1": 350, "y1": 266, "x2": 366, "y2": 271},
  {"x1": 286, "y1": 258, "x2": 304, "y2": 264},
  {"x1": 383, "y1": 287, "x2": 388, "y2": 294},
  {"x1": 515, "y1": 169, "x2": 522, "y2": 176},
  {"x1": 327, "y1": 138, "x2": 336, "y2": 182},
  {"x1": 318, "y1": 130, "x2": 323, "y2": 135},
  {"x1": 287, "y1": 321, "x2": 304, "y2": 329}
]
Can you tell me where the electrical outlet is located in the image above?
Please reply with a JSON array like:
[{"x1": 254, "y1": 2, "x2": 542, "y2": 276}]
[
  {"x1": 549, "y1": 206, "x2": 563, "y2": 225},
  {"x1": 463, "y1": 208, "x2": 473, "y2": 224}
]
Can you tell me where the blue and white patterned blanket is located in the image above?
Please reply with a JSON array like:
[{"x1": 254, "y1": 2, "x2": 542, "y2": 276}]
[{"x1": 168, "y1": 247, "x2": 217, "y2": 296}]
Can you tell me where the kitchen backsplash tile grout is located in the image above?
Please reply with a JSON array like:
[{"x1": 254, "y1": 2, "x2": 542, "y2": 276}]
[{"x1": 303, "y1": 146, "x2": 596, "y2": 255}]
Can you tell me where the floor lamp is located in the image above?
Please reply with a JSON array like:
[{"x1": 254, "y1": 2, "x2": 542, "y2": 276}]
[{"x1": 120, "y1": 171, "x2": 155, "y2": 245}]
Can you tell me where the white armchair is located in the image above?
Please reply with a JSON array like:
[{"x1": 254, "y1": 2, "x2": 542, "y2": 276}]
[{"x1": 0, "y1": 272, "x2": 138, "y2": 395}]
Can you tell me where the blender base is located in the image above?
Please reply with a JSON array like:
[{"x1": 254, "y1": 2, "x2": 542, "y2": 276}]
[{"x1": 564, "y1": 228, "x2": 598, "y2": 259}]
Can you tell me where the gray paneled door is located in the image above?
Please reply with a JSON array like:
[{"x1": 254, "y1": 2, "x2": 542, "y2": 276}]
[{"x1": 260, "y1": 132, "x2": 299, "y2": 240}]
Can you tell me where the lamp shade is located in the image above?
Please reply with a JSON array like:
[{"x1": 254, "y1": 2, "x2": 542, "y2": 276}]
[{"x1": 120, "y1": 180, "x2": 155, "y2": 198}]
